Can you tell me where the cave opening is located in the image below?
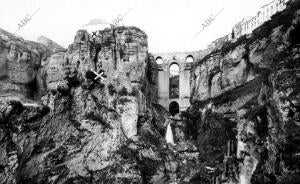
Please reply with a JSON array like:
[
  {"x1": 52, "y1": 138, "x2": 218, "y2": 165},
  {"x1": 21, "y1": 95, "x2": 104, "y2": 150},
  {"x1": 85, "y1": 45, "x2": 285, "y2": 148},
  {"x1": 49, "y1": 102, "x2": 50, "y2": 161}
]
[{"x1": 169, "y1": 101, "x2": 179, "y2": 116}]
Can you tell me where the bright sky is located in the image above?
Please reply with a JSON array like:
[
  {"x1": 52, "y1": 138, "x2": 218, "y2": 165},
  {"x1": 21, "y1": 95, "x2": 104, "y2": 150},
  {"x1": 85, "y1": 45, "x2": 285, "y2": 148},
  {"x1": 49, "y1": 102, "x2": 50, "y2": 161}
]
[{"x1": 0, "y1": 0, "x2": 272, "y2": 53}]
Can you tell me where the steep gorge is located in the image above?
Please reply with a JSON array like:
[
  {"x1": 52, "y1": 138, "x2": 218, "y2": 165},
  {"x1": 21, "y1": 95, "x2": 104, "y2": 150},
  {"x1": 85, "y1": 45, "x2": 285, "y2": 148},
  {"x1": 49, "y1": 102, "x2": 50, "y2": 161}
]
[{"x1": 0, "y1": 0, "x2": 299, "y2": 184}]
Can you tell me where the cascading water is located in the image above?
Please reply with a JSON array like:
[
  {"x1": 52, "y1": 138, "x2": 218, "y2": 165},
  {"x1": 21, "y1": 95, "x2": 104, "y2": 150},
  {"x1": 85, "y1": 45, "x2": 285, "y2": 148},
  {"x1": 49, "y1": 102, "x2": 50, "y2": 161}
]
[{"x1": 165, "y1": 122, "x2": 175, "y2": 145}]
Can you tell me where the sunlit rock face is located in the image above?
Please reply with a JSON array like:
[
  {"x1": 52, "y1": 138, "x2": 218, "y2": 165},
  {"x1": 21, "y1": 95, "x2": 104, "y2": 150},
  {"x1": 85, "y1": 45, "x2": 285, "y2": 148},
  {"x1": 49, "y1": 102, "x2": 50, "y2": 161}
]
[
  {"x1": 191, "y1": 44, "x2": 256, "y2": 103},
  {"x1": 43, "y1": 52, "x2": 68, "y2": 91},
  {"x1": 187, "y1": 1, "x2": 300, "y2": 183},
  {"x1": 92, "y1": 27, "x2": 151, "y2": 122},
  {"x1": 0, "y1": 28, "x2": 52, "y2": 102},
  {"x1": 67, "y1": 29, "x2": 95, "y2": 75},
  {"x1": 37, "y1": 36, "x2": 65, "y2": 53},
  {"x1": 96, "y1": 27, "x2": 148, "y2": 95},
  {"x1": 38, "y1": 29, "x2": 94, "y2": 94}
]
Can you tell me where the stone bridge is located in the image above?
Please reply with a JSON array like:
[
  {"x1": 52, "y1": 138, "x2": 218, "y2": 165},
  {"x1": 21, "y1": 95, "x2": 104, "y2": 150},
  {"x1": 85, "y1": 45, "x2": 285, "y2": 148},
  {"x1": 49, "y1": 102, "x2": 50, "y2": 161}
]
[{"x1": 153, "y1": 51, "x2": 205, "y2": 115}]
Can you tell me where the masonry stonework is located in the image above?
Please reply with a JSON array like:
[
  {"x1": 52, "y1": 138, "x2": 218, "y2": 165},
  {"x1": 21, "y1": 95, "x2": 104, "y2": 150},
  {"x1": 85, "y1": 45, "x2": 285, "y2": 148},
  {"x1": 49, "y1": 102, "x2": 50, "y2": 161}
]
[{"x1": 153, "y1": 51, "x2": 205, "y2": 113}]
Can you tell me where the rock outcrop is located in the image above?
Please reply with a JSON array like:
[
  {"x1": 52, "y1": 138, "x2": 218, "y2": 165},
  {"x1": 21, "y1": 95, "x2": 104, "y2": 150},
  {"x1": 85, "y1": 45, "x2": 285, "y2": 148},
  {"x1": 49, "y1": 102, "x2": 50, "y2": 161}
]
[
  {"x1": 0, "y1": 26, "x2": 178, "y2": 184},
  {"x1": 0, "y1": 0, "x2": 300, "y2": 183},
  {"x1": 187, "y1": 0, "x2": 300, "y2": 183},
  {"x1": 0, "y1": 28, "x2": 52, "y2": 102},
  {"x1": 37, "y1": 36, "x2": 65, "y2": 53}
]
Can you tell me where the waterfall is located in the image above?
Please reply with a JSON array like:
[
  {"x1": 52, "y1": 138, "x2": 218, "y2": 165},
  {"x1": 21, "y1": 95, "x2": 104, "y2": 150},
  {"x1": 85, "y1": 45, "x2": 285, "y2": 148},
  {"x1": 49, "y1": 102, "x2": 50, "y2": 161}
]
[{"x1": 165, "y1": 122, "x2": 175, "y2": 145}]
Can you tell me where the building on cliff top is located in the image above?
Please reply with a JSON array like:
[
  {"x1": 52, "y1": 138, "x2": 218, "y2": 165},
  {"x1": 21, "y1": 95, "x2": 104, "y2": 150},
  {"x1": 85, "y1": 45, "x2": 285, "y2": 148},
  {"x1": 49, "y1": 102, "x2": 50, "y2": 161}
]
[{"x1": 208, "y1": 0, "x2": 288, "y2": 51}]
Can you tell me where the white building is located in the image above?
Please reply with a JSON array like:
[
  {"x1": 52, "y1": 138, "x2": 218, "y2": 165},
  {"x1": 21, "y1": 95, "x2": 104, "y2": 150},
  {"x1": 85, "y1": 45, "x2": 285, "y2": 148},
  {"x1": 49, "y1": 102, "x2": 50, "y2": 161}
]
[{"x1": 232, "y1": 0, "x2": 288, "y2": 39}]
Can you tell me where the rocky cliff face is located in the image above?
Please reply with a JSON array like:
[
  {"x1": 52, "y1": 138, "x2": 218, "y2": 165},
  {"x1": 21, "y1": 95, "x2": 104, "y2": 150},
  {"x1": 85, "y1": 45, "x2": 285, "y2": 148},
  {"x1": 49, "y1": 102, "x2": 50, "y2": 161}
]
[
  {"x1": 188, "y1": 0, "x2": 300, "y2": 183},
  {"x1": 37, "y1": 36, "x2": 65, "y2": 53},
  {"x1": 0, "y1": 26, "x2": 171, "y2": 184},
  {"x1": 0, "y1": 28, "x2": 53, "y2": 102},
  {"x1": 0, "y1": 1, "x2": 300, "y2": 183}
]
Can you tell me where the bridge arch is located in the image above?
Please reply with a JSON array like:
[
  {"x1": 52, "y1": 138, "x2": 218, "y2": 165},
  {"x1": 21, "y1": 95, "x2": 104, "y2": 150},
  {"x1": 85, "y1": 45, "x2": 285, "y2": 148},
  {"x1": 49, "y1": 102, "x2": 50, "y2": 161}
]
[
  {"x1": 169, "y1": 63, "x2": 180, "y2": 99},
  {"x1": 169, "y1": 101, "x2": 179, "y2": 116}
]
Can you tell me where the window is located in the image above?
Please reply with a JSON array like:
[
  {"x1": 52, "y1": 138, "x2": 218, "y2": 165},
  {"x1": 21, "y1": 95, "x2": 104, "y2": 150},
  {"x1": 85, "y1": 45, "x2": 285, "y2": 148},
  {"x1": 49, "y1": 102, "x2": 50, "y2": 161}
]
[
  {"x1": 186, "y1": 55, "x2": 194, "y2": 63},
  {"x1": 169, "y1": 63, "x2": 179, "y2": 98},
  {"x1": 156, "y1": 56, "x2": 163, "y2": 64}
]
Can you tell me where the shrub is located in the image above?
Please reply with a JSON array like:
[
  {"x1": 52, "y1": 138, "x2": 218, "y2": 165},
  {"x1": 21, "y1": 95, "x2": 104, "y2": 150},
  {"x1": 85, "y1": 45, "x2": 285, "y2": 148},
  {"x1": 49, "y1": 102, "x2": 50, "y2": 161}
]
[
  {"x1": 130, "y1": 86, "x2": 139, "y2": 96},
  {"x1": 107, "y1": 83, "x2": 116, "y2": 96},
  {"x1": 118, "y1": 86, "x2": 128, "y2": 96}
]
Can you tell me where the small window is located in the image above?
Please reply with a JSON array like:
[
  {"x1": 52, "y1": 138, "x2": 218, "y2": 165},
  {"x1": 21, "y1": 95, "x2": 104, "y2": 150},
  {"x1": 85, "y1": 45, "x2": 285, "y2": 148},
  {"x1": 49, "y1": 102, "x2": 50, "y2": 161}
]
[
  {"x1": 156, "y1": 57, "x2": 163, "y2": 64},
  {"x1": 186, "y1": 55, "x2": 194, "y2": 63}
]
